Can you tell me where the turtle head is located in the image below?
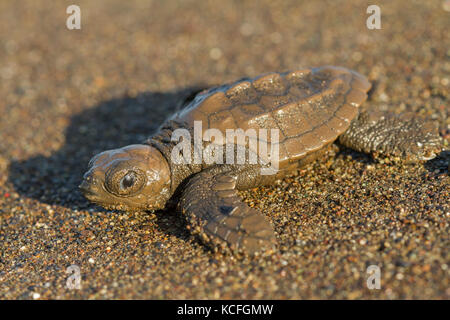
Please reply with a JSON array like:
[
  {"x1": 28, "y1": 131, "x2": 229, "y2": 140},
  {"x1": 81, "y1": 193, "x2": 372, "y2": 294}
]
[{"x1": 80, "y1": 144, "x2": 171, "y2": 212}]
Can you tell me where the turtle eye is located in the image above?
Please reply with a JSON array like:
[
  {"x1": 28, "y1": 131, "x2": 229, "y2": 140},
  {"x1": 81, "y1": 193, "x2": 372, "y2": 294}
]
[
  {"x1": 121, "y1": 172, "x2": 136, "y2": 190},
  {"x1": 106, "y1": 168, "x2": 146, "y2": 197}
]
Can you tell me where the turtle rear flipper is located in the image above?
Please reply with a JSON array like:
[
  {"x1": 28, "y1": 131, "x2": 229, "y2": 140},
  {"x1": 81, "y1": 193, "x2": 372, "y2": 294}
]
[
  {"x1": 179, "y1": 169, "x2": 276, "y2": 255},
  {"x1": 339, "y1": 111, "x2": 443, "y2": 162}
]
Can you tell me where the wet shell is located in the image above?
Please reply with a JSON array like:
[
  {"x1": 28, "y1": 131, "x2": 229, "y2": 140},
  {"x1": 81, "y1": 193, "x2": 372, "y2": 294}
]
[{"x1": 171, "y1": 66, "x2": 371, "y2": 168}]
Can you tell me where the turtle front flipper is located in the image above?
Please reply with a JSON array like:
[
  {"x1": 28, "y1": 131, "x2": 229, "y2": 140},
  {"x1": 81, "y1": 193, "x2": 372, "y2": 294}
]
[
  {"x1": 179, "y1": 169, "x2": 276, "y2": 255},
  {"x1": 339, "y1": 111, "x2": 442, "y2": 162}
]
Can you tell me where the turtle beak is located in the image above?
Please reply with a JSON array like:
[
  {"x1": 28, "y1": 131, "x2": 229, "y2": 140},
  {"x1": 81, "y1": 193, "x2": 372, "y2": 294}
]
[
  {"x1": 79, "y1": 179, "x2": 92, "y2": 194},
  {"x1": 79, "y1": 172, "x2": 102, "y2": 201}
]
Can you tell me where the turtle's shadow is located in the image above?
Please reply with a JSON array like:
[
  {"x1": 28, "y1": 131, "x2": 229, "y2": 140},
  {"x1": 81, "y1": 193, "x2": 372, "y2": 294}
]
[
  {"x1": 7, "y1": 87, "x2": 203, "y2": 239},
  {"x1": 424, "y1": 150, "x2": 450, "y2": 175}
]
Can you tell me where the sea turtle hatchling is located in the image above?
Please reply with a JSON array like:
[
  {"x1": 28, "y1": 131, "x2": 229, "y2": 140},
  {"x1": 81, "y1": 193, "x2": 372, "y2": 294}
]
[{"x1": 80, "y1": 66, "x2": 442, "y2": 254}]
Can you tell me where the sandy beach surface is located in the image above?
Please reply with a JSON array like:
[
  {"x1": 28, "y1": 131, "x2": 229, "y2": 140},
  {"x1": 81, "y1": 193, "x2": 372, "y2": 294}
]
[{"x1": 0, "y1": 0, "x2": 448, "y2": 299}]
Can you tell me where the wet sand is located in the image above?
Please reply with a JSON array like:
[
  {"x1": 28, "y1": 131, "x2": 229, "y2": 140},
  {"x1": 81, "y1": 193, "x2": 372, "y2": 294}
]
[{"x1": 0, "y1": 0, "x2": 448, "y2": 299}]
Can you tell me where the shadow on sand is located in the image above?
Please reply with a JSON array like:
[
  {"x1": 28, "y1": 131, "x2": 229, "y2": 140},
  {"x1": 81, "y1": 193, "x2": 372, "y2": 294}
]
[{"x1": 8, "y1": 87, "x2": 204, "y2": 210}]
